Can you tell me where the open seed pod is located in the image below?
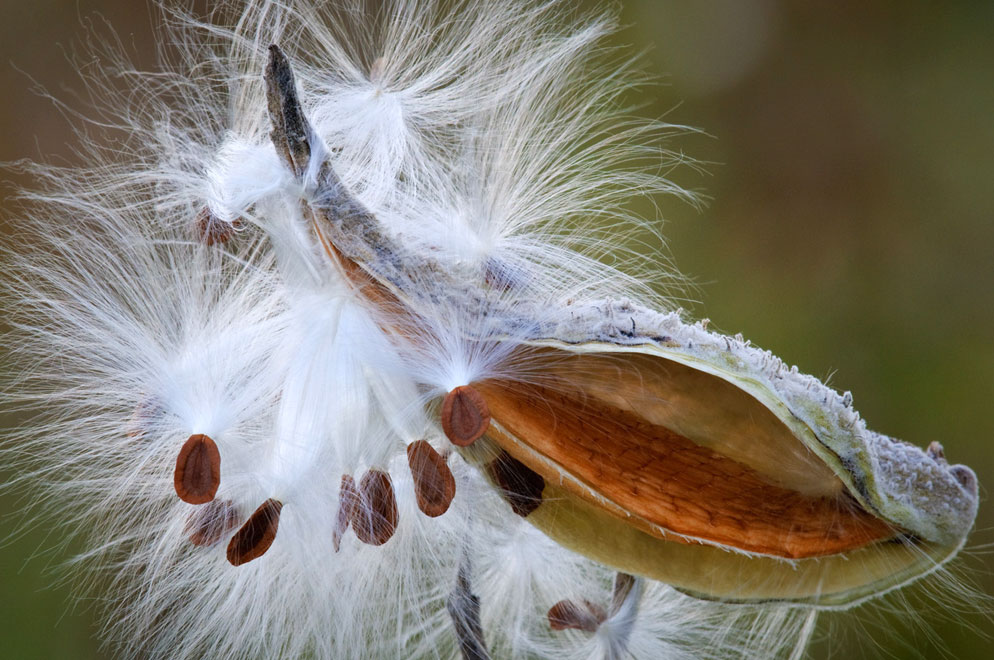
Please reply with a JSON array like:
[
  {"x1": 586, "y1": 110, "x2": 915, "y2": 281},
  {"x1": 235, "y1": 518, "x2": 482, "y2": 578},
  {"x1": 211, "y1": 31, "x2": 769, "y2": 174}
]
[
  {"x1": 459, "y1": 301, "x2": 979, "y2": 607},
  {"x1": 265, "y1": 46, "x2": 979, "y2": 609}
]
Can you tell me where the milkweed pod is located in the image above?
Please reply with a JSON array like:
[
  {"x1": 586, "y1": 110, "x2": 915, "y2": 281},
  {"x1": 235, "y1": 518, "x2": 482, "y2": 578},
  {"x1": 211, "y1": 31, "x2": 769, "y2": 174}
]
[
  {"x1": 460, "y1": 300, "x2": 979, "y2": 607},
  {"x1": 264, "y1": 47, "x2": 978, "y2": 609}
]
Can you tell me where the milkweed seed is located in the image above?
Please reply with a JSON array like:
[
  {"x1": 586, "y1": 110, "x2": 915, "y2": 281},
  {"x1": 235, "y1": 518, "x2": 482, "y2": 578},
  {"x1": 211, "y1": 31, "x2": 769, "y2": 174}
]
[
  {"x1": 351, "y1": 470, "x2": 398, "y2": 546},
  {"x1": 174, "y1": 433, "x2": 221, "y2": 504},
  {"x1": 227, "y1": 499, "x2": 283, "y2": 566},
  {"x1": 441, "y1": 385, "x2": 490, "y2": 447},
  {"x1": 185, "y1": 499, "x2": 241, "y2": 546},
  {"x1": 196, "y1": 208, "x2": 239, "y2": 246},
  {"x1": 486, "y1": 450, "x2": 545, "y2": 517},
  {"x1": 333, "y1": 474, "x2": 360, "y2": 552},
  {"x1": 407, "y1": 440, "x2": 456, "y2": 517},
  {"x1": 127, "y1": 396, "x2": 163, "y2": 441},
  {"x1": 547, "y1": 599, "x2": 606, "y2": 633}
]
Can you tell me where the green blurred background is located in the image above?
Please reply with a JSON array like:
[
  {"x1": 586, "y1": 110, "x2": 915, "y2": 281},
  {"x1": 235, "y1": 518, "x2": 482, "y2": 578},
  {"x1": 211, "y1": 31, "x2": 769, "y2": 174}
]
[{"x1": 1, "y1": 1, "x2": 991, "y2": 658}]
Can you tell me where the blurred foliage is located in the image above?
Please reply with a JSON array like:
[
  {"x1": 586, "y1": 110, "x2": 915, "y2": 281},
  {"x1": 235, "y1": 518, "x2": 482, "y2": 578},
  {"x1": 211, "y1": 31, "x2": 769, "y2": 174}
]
[{"x1": 1, "y1": 1, "x2": 992, "y2": 657}]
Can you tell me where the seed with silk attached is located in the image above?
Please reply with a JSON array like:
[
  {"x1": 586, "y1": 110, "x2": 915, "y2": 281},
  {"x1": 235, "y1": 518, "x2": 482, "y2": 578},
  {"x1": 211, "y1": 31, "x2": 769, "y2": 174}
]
[
  {"x1": 351, "y1": 470, "x2": 399, "y2": 546},
  {"x1": 185, "y1": 499, "x2": 241, "y2": 547},
  {"x1": 332, "y1": 474, "x2": 360, "y2": 552},
  {"x1": 440, "y1": 385, "x2": 491, "y2": 447},
  {"x1": 407, "y1": 440, "x2": 456, "y2": 517},
  {"x1": 227, "y1": 499, "x2": 283, "y2": 566},
  {"x1": 547, "y1": 599, "x2": 607, "y2": 632},
  {"x1": 173, "y1": 433, "x2": 221, "y2": 504},
  {"x1": 196, "y1": 208, "x2": 239, "y2": 245}
]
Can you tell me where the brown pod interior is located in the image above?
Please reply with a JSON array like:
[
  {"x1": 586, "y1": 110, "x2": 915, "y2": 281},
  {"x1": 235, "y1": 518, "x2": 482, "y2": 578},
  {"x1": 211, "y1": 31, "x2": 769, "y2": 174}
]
[{"x1": 477, "y1": 349, "x2": 896, "y2": 559}]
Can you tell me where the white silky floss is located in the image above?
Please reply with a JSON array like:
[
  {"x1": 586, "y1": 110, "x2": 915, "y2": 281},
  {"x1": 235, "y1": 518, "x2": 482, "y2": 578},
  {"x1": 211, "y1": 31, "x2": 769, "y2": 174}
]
[{"x1": 1, "y1": 2, "x2": 980, "y2": 660}]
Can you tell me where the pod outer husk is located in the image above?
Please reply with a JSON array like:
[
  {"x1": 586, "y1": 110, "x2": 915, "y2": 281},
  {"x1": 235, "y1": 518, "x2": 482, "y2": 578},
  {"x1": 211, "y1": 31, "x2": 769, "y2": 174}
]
[
  {"x1": 522, "y1": 299, "x2": 978, "y2": 546},
  {"x1": 461, "y1": 299, "x2": 978, "y2": 607}
]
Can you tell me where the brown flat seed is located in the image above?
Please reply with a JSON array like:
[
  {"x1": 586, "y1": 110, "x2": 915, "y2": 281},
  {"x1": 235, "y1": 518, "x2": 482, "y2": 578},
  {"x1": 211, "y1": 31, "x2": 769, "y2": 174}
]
[
  {"x1": 407, "y1": 440, "x2": 456, "y2": 517},
  {"x1": 351, "y1": 470, "x2": 399, "y2": 546},
  {"x1": 333, "y1": 474, "x2": 360, "y2": 552},
  {"x1": 547, "y1": 599, "x2": 607, "y2": 633},
  {"x1": 174, "y1": 434, "x2": 221, "y2": 504},
  {"x1": 487, "y1": 451, "x2": 545, "y2": 517},
  {"x1": 441, "y1": 385, "x2": 491, "y2": 447},
  {"x1": 185, "y1": 499, "x2": 242, "y2": 546},
  {"x1": 610, "y1": 573, "x2": 637, "y2": 616},
  {"x1": 483, "y1": 258, "x2": 522, "y2": 292},
  {"x1": 196, "y1": 208, "x2": 239, "y2": 246},
  {"x1": 227, "y1": 499, "x2": 283, "y2": 566}
]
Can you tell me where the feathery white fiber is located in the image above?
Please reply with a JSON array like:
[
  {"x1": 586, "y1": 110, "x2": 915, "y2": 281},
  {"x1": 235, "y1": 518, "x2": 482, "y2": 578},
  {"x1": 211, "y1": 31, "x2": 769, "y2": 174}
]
[{"x1": 1, "y1": 1, "x2": 981, "y2": 659}]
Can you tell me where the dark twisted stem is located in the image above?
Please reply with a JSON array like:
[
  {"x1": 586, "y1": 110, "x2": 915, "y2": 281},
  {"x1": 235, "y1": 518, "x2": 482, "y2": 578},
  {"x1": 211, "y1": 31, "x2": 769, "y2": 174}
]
[
  {"x1": 263, "y1": 45, "x2": 541, "y2": 335},
  {"x1": 265, "y1": 45, "x2": 312, "y2": 178},
  {"x1": 446, "y1": 555, "x2": 491, "y2": 660}
]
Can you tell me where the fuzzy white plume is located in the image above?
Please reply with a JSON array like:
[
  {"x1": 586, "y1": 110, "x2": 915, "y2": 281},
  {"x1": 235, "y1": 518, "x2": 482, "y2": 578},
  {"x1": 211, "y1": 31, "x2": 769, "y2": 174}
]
[{"x1": 1, "y1": 1, "x2": 981, "y2": 659}]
